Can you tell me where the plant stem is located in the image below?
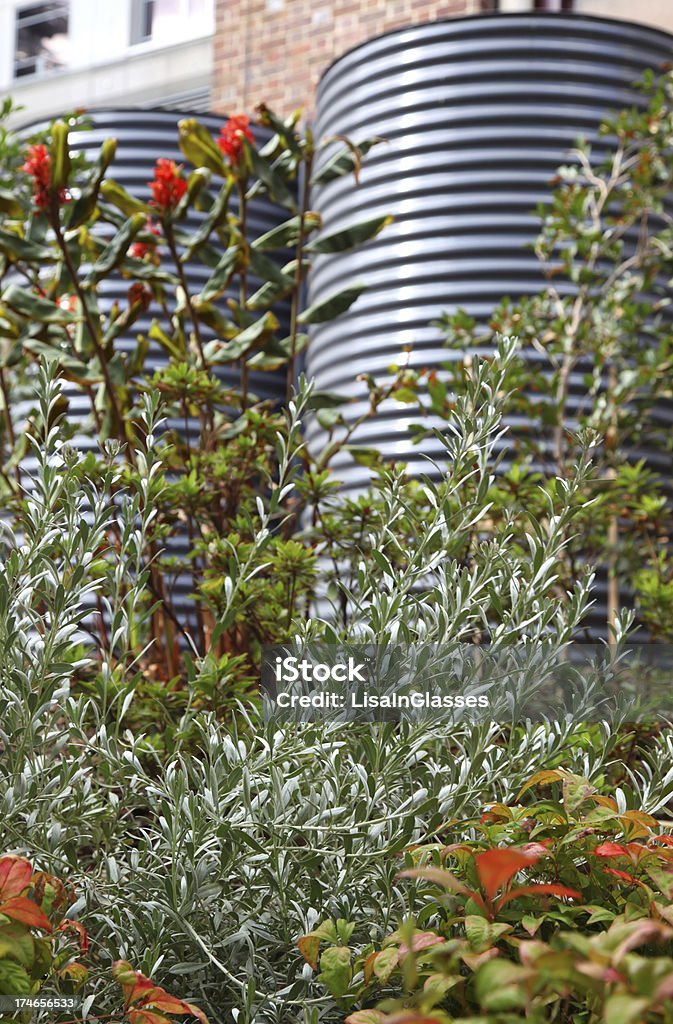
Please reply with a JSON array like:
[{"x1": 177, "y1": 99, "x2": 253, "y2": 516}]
[
  {"x1": 238, "y1": 178, "x2": 249, "y2": 410},
  {"x1": 51, "y1": 215, "x2": 133, "y2": 463},
  {"x1": 287, "y1": 152, "x2": 313, "y2": 403}
]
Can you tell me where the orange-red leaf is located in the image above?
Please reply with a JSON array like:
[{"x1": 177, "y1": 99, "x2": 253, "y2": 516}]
[
  {"x1": 129, "y1": 1011, "x2": 173, "y2": 1024},
  {"x1": 495, "y1": 883, "x2": 581, "y2": 911},
  {"x1": 398, "y1": 931, "x2": 446, "y2": 958},
  {"x1": 59, "y1": 962, "x2": 88, "y2": 984},
  {"x1": 595, "y1": 842, "x2": 628, "y2": 858},
  {"x1": 0, "y1": 856, "x2": 32, "y2": 900},
  {"x1": 475, "y1": 848, "x2": 540, "y2": 902},
  {"x1": 0, "y1": 896, "x2": 52, "y2": 931},
  {"x1": 297, "y1": 932, "x2": 321, "y2": 969},
  {"x1": 112, "y1": 960, "x2": 142, "y2": 1008},
  {"x1": 516, "y1": 769, "x2": 564, "y2": 801},
  {"x1": 57, "y1": 919, "x2": 89, "y2": 953},
  {"x1": 184, "y1": 1001, "x2": 209, "y2": 1024},
  {"x1": 143, "y1": 992, "x2": 193, "y2": 1015}
]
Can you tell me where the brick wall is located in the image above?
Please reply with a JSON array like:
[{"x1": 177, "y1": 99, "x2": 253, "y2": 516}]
[{"x1": 212, "y1": 0, "x2": 494, "y2": 120}]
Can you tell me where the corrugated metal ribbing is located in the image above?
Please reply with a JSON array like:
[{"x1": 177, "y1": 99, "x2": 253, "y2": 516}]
[
  {"x1": 12, "y1": 109, "x2": 289, "y2": 630},
  {"x1": 307, "y1": 13, "x2": 673, "y2": 489}
]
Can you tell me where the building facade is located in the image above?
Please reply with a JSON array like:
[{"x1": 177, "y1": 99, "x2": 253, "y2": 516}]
[
  {"x1": 0, "y1": 0, "x2": 214, "y2": 125},
  {"x1": 211, "y1": 0, "x2": 673, "y2": 119},
  {"x1": 2, "y1": 2, "x2": 673, "y2": 128}
]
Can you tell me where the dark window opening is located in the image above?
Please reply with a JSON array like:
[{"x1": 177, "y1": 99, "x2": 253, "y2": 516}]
[{"x1": 14, "y1": 2, "x2": 69, "y2": 79}]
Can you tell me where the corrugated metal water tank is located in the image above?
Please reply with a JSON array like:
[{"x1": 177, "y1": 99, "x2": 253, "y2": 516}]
[
  {"x1": 306, "y1": 13, "x2": 673, "y2": 638},
  {"x1": 307, "y1": 12, "x2": 673, "y2": 484},
  {"x1": 13, "y1": 109, "x2": 289, "y2": 632}
]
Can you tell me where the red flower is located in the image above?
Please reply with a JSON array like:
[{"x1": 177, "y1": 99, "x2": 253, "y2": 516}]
[
  {"x1": 149, "y1": 159, "x2": 187, "y2": 214},
  {"x1": 218, "y1": 115, "x2": 254, "y2": 167},
  {"x1": 21, "y1": 143, "x2": 68, "y2": 208},
  {"x1": 129, "y1": 218, "x2": 161, "y2": 259}
]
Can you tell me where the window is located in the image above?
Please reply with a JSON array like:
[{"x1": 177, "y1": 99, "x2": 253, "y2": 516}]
[
  {"x1": 14, "y1": 2, "x2": 69, "y2": 79},
  {"x1": 131, "y1": 0, "x2": 210, "y2": 45}
]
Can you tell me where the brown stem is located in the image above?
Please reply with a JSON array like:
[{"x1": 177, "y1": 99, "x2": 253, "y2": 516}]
[
  {"x1": 164, "y1": 221, "x2": 208, "y2": 371},
  {"x1": 238, "y1": 179, "x2": 249, "y2": 410},
  {"x1": 287, "y1": 153, "x2": 313, "y2": 403},
  {"x1": 51, "y1": 215, "x2": 134, "y2": 464},
  {"x1": 606, "y1": 363, "x2": 619, "y2": 649}
]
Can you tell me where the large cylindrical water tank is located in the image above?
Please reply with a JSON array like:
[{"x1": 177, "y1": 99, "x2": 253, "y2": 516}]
[
  {"x1": 306, "y1": 13, "x2": 673, "y2": 638},
  {"x1": 307, "y1": 12, "x2": 673, "y2": 484}
]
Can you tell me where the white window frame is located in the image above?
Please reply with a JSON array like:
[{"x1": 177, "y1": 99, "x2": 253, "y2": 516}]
[
  {"x1": 129, "y1": 0, "x2": 212, "y2": 47},
  {"x1": 13, "y1": 0, "x2": 70, "y2": 80}
]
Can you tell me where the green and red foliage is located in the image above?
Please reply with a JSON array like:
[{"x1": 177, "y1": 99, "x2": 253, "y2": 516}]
[
  {"x1": 0, "y1": 854, "x2": 87, "y2": 997},
  {"x1": 0, "y1": 854, "x2": 207, "y2": 1024},
  {"x1": 112, "y1": 960, "x2": 209, "y2": 1024},
  {"x1": 301, "y1": 771, "x2": 673, "y2": 1024}
]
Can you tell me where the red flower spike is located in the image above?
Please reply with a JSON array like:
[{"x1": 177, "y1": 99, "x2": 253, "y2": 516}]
[
  {"x1": 21, "y1": 143, "x2": 68, "y2": 208},
  {"x1": 218, "y1": 114, "x2": 254, "y2": 166},
  {"x1": 149, "y1": 159, "x2": 187, "y2": 214}
]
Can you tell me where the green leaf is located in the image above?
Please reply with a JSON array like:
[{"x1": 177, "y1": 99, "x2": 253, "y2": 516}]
[
  {"x1": 99, "y1": 180, "x2": 149, "y2": 217},
  {"x1": 2, "y1": 285, "x2": 76, "y2": 324},
  {"x1": 252, "y1": 213, "x2": 321, "y2": 251},
  {"x1": 0, "y1": 957, "x2": 31, "y2": 996},
  {"x1": 243, "y1": 138, "x2": 297, "y2": 212},
  {"x1": 181, "y1": 182, "x2": 232, "y2": 261},
  {"x1": 202, "y1": 311, "x2": 279, "y2": 364},
  {"x1": 50, "y1": 121, "x2": 71, "y2": 190},
  {"x1": 149, "y1": 319, "x2": 186, "y2": 360},
  {"x1": 68, "y1": 137, "x2": 117, "y2": 228},
  {"x1": 198, "y1": 245, "x2": 240, "y2": 304},
  {"x1": 464, "y1": 915, "x2": 511, "y2": 949},
  {"x1": 0, "y1": 926, "x2": 35, "y2": 969},
  {"x1": 311, "y1": 137, "x2": 384, "y2": 186},
  {"x1": 475, "y1": 960, "x2": 531, "y2": 1012},
  {"x1": 306, "y1": 214, "x2": 393, "y2": 254},
  {"x1": 86, "y1": 213, "x2": 146, "y2": 284},
  {"x1": 298, "y1": 283, "x2": 366, "y2": 324},
  {"x1": 0, "y1": 229, "x2": 55, "y2": 263},
  {"x1": 371, "y1": 946, "x2": 398, "y2": 983},
  {"x1": 603, "y1": 994, "x2": 650, "y2": 1024},
  {"x1": 247, "y1": 332, "x2": 308, "y2": 370},
  {"x1": 0, "y1": 189, "x2": 25, "y2": 218},
  {"x1": 178, "y1": 118, "x2": 227, "y2": 175},
  {"x1": 306, "y1": 389, "x2": 350, "y2": 410},
  {"x1": 318, "y1": 945, "x2": 352, "y2": 997}
]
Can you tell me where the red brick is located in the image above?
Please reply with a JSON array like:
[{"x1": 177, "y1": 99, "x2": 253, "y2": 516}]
[{"x1": 212, "y1": 0, "x2": 480, "y2": 117}]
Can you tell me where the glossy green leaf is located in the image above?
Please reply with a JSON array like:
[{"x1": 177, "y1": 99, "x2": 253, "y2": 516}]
[
  {"x1": 202, "y1": 311, "x2": 279, "y2": 364},
  {"x1": 50, "y1": 121, "x2": 71, "y2": 191},
  {"x1": 178, "y1": 118, "x2": 227, "y2": 176},
  {"x1": 68, "y1": 137, "x2": 117, "y2": 228},
  {"x1": 306, "y1": 214, "x2": 393, "y2": 254},
  {"x1": 86, "y1": 213, "x2": 146, "y2": 284},
  {"x1": 311, "y1": 137, "x2": 383, "y2": 186},
  {"x1": 99, "y1": 180, "x2": 149, "y2": 217},
  {"x1": 298, "y1": 283, "x2": 366, "y2": 324},
  {"x1": 0, "y1": 229, "x2": 55, "y2": 263},
  {"x1": 2, "y1": 285, "x2": 76, "y2": 324},
  {"x1": 243, "y1": 138, "x2": 297, "y2": 212}
]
